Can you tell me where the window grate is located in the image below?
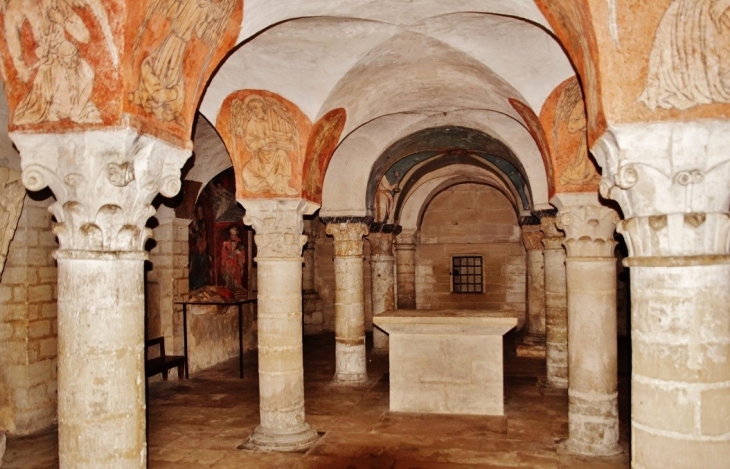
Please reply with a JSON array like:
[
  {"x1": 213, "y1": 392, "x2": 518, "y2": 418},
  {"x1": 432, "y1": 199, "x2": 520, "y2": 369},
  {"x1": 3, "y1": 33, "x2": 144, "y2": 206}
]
[{"x1": 452, "y1": 256, "x2": 483, "y2": 293}]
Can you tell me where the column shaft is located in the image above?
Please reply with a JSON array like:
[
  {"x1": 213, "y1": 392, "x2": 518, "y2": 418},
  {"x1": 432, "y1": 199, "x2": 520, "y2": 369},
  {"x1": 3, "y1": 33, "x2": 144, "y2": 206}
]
[
  {"x1": 630, "y1": 262, "x2": 730, "y2": 468},
  {"x1": 395, "y1": 231, "x2": 417, "y2": 309},
  {"x1": 369, "y1": 232, "x2": 396, "y2": 354},
  {"x1": 327, "y1": 222, "x2": 368, "y2": 384},
  {"x1": 542, "y1": 217, "x2": 568, "y2": 389},
  {"x1": 526, "y1": 249, "x2": 546, "y2": 335},
  {"x1": 565, "y1": 258, "x2": 619, "y2": 454},
  {"x1": 57, "y1": 256, "x2": 146, "y2": 469}
]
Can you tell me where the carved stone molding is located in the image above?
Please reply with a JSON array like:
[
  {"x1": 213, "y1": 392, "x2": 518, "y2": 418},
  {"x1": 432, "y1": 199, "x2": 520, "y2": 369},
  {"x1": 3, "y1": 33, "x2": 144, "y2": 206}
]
[
  {"x1": 11, "y1": 130, "x2": 190, "y2": 254},
  {"x1": 326, "y1": 222, "x2": 369, "y2": 257},
  {"x1": 0, "y1": 168, "x2": 25, "y2": 278},
  {"x1": 240, "y1": 199, "x2": 319, "y2": 259},
  {"x1": 368, "y1": 232, "x2": 395, "y2": 257},
  {"x1": 592, "y1": 121, "x2": 730, "y2": 258},
  {"x1": 540, "y1": 216, "x2": 565, "y2": 251},
  {"x1": 521, "y1": 225, "x2": 545, "y2": 252},
  {"x1": 552, "y1": 193, "x2": 620, "y2": 258}
]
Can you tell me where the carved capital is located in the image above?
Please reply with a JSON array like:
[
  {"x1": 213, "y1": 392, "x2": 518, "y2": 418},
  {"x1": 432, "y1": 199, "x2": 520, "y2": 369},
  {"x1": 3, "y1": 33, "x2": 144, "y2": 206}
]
[
  {"x1": 0, "y1": 168, "x2": 25, "y2": 278},
  {"x1": 241, "y1": 199, "x2": 319, "y2": 259},
  {"x1": 592, "y1": 121, "x2": 730, "y2": 257},
  {"x1": 540, "y1": 216, "x2": 565, "y2": 251},
  {"x1": 521, "y1": 225, "x2": 544, "y2": 251},
  {"x1": 395, "y1": 228, "x2": 419, "y2": 247},
  {"x1": 368, "y1": 232, "x2": 395, "y2": 257},
  {"x1": 11, "y1": 130, "x2": 190, "y2": 254},
  {"x1": 552, "y1": 193, "x2": 620, "y2": 258},
  {"x1": 326, "y1": 222, "x2": 369, "y2": 257}
]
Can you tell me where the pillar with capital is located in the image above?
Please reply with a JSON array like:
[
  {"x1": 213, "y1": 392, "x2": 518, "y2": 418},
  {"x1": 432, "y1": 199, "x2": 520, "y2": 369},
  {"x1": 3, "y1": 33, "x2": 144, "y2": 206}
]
[
  {"x1": 240, "y1": 199, "x2": 319, "y2": 451},
  {"x1": 325, "y1": 219, "x2": 370, "y2": 384},
  {"x1": 395, "y1": 229, "x2": 418, "y2": 309},
  {"x1": 368, "y1": 226, "x2": 398, "y2": 354},
  {"x1": 13, "y1": 130, "x2": 190, "y2": 468},
  {"x1": 516, "y1": 223, "x2": 546, "y2": 358},
  {"x1": 593, "y1": 122, "x2": 730, "y2": 468},
  {"x1": 541, "y1": 215, "x2": 568, "y2": 389},
  {"x1": 553, "y1": 193, "x2": 621, "y2": 456}
]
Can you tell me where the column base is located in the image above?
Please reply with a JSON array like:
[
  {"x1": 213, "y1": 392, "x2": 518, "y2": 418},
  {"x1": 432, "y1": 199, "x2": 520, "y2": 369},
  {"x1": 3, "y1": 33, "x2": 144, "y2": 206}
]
[
  {"x1": 332, "y1": 373, "x2": 370, "y2": 386},
  {"x1": 515, "y1": 333, "x2": 546, "y2": 358},
  {"x1": 557, "y1": 438, "x2": 623, "y2": 457},
  {"x1": 242, "y1": 423, "x2": 319, "y2": 452}
]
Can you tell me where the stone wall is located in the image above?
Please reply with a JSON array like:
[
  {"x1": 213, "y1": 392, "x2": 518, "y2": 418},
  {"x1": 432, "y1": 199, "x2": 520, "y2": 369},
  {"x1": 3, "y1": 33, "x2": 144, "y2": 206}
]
[
  {"x1": 417, "y1": 184, "x2": 526, "y2": 323},
  {"x1": 0, "y1": 194, "x2": 58, "y2": 435},
  {"x1": 147, "y1": 206, "x2": 190, "y2": 357}
]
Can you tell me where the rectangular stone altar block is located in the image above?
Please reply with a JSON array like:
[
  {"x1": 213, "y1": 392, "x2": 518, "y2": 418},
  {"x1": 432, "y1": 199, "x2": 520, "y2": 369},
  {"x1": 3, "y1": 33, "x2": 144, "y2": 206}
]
[{"x1": 374, "y1": 309, "x2": 516, "y2": 416}]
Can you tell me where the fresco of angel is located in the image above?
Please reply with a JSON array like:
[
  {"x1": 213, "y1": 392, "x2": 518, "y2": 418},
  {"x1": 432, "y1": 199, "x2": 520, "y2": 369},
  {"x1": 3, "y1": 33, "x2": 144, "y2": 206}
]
[
  {"x1": 2, "y1": 0, "x2": 117, "y2": 125},
  {"x1": 230, "y1": 95, "x2": 299, "y2": 196},
  {"x1": 129, "y1": 0, "x2": 236, "y2": 125},
  {"x1": 640, "y1": 0, "x2": 730, "y2": 110}
]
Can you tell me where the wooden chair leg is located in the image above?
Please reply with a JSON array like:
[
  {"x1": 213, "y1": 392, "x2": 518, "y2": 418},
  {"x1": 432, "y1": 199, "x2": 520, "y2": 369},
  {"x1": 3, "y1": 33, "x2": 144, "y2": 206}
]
[
  {"x1": 162, "y1": 370, "x2": 169, "y2": 381},
  {"x1": 177, "y1": 364, "x2": 184, "y2": 380}
]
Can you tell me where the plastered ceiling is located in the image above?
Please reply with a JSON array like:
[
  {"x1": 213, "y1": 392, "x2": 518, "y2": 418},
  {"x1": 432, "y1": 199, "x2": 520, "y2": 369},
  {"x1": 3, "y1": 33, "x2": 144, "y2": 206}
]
[{"x1": 195, "y1": 4, "x2": 575, "y2": 218}]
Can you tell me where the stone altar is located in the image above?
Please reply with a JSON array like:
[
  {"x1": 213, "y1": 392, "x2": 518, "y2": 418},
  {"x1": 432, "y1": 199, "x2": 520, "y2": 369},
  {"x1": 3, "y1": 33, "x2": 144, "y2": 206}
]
[{"x1": 374, "y1": 309, "x2": 516, "y2": 416}]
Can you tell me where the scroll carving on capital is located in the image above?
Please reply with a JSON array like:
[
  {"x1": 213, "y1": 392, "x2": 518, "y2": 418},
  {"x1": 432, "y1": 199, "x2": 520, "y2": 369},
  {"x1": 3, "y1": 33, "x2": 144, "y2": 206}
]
[
  {"x1": 591, "y1": 122, "x2": 730, "y2": 258},
  {"x1": 0, "y1": 168, "x2": 25, "y2": 279},
  {"x1": 12, "y1": 130, "x2": 190, "y2": 253},
  {"x1": 552, "y1": 193, "x2": 620, "y2": 258},
  {"x1": 326, "y1": 223, "x2": 369, "y2": 257},
  {"x1": 241, "y1": 199, "x2": 319, "y2": 259},
  {"x1": 540, "y1": 216, "x2": 565, "y2": 251},
  {"x1": 521, "y1": 226, "x2": 544, "y2": 252},
  {"x1": 368, "y1": 232, "x2": 395, "y2": 257}
]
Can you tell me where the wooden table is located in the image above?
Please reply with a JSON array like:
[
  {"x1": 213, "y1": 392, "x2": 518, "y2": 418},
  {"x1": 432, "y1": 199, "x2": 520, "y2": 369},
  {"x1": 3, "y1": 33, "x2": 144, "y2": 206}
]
[
  {"x1": 175, "y1": 298, "x2": 257, "y2": 379},
  {"x1": 374, "y1": 309, "x2": 517, "y2": 416}
]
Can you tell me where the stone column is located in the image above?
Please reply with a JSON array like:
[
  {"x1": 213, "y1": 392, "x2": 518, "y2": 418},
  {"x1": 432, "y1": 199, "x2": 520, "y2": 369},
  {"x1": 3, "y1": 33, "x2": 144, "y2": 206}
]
[
  {"x1": 241, "y1": 199, "x2": 319, "y2": 451},
  {"x1": 0, "y1": 169, "x2": 24, "y2": 466},
  {"x1": 369, "y1": 229, "x2": 397, "y2": 354},
  {"x1": 541, "y1": 216, "x2": 568, "y2": 389},
  {"x1": 553, "y1": 193, "x2": 621, "y2": 456},
  {"x1": 593, "y1": 122, "x2": 730, "y2": 468},
  {"x1": 516, "y1": 224, "x2": 546, "y2": 358},
  {"x1": 395, "y1": 229, "x2": 417, "y2": 309},
  {"x1": 325, "y1": 220, "x2": 369, "y2": 384},
  {"x1": 302, "y1": 219, "x2": 323, "y2": 335},
  {"x1": 12, "y1": 130, "x2": 190, "y2": 469}
]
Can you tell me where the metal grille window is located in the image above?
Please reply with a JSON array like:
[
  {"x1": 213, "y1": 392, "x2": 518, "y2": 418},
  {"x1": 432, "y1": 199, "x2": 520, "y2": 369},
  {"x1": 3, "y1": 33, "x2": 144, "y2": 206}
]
[{"x1": 452, "y1": 256, "x2": 483, "y2": 293}]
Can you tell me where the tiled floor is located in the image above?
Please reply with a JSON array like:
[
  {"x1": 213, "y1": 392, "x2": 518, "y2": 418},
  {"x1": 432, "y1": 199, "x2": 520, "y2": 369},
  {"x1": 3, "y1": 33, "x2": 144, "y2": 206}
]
[{"x1": 4, "y1": 332, "x2": 631, "y2": 468}]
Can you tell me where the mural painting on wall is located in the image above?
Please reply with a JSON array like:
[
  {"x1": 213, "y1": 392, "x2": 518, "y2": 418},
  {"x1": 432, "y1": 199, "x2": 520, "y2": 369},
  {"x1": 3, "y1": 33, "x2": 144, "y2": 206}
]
[
  {"x1": 533, "y1": 0, "x2": 607, "y2": 144},
  {"x1": 640, "y1": 0, "x2": 730, "y2": 110},
  {"x1": 508, "y1": 98, "x2": 554, "y2": 196},
  {"x1": 302, "y1": 108, "x2": 346, "y2": 204},
  {"x1": 540, "y1": 77, "x2": 600, "y2": 193},
  {"x1": 189, "y1": 168, "x2": 251, "y2": 299},
  {"x1": 127, "y1": 0, "x2": 241, "y2": 141},
  {"x1": 0, "y1": 0, "x2": 121, "y2": 129},
  {"x1": 217, "y1": 90, "x2": 311, "y2": 200}
]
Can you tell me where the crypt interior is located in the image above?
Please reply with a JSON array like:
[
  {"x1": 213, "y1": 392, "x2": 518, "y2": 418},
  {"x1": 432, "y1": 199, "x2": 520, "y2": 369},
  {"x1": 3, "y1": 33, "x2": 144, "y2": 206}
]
[{"x1": 0, "y1": 1, "x2": 729, "y2": 468}]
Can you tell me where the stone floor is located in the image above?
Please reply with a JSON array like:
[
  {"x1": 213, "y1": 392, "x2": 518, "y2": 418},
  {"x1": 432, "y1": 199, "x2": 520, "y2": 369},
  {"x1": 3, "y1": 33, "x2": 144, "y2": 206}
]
[{"x1": 3, "y1": 332, "x2": 631, "y2": 468}]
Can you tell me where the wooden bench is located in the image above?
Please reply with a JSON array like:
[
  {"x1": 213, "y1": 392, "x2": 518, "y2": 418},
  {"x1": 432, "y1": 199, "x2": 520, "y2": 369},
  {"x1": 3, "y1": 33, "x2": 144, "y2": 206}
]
[{"x1": 145, "y1": 337, "x2": 186, "y2": 380}]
